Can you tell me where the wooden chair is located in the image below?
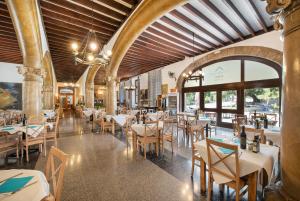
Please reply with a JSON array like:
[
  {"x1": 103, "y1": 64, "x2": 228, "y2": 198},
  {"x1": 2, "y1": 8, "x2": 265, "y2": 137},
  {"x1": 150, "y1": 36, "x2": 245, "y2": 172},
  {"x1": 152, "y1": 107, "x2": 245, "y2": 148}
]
[
  {"x1": 100, "y1": 117, "x2": 113, "y2": 134},
  {"x1": 244, "y1": 127, "x2": 265, "y2": 144},
  {"x1": 45, "y1": 116, "x2": 59, "y2": 147},
  {"x1": 205, "y1": 112, "x2": 217, "y2": 136},
  {"x1": 43, "y1": 146, "x2": 68, "y2": 201},
  {"x1": 21, "y1": 123, "x2": 46, "y2": 162},
  {"x1": 0, "y1": 132, "x2": 19, "y2": 158},
  {"x1": 191, "y1": 126, "x2": 204, "y2": 177},
  {"x1": 137, "y1": 120, "x2": 160, "y2": 159},
  {"x1": 232, "y1": 119, "x2": 240, "y2": 136},
  {"x1": 176, "y1": 114, "x2": 186, "y2": 139},
  {"x1": 124, "y1": 116, "x2": 135, "y2": 148},
  {"x1": 161, "y1": 118, "x2": 175, "y2": 154},
  {"x1": 206, "y1": 138, "x2": 249, "y2": 201}
]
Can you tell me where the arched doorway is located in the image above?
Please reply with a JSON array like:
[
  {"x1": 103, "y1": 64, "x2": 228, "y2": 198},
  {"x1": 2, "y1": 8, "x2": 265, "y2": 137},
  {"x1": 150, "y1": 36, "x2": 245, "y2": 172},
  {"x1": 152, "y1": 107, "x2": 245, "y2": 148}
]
[{"x1": 181, "y1": 56, "x2": 282, "y2": 128}]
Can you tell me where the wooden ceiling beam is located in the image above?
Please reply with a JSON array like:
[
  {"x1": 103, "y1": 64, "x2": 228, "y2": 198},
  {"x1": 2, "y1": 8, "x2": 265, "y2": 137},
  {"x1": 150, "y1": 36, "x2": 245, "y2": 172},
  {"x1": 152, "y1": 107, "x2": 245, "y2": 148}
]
[
  {"x1": 183, "y1": 3, "x2": 235, "y2": 43},
  {"x1": 160, "y1": 16, "x2": 216, "y2": 49},
  {"x1": 201, "y1": 0, "x2": 244, "y2": 40},
  {"x1": 248, "y1": 0, "x2": 268, "y2": 32},
  {"x1": 95, "y1": 0, "x2": 132, "y2": 13},
  {"x1": 141, "y1": 32, "x2": 194, "y2": 56},
  {"x1": 68, "y1": 0, "x2": 125, "y2": 21},
  {"x1": 146, "y1": 26, "x2": 202, "y2": 54},
  {"x1": 40, "y1": 1, "x2": 118, "y2": 30},
  {"x1": 224, "y1": 0, "x2": 255, "y2": 36},
  {"x1": 123, "y1": 54, "x2": 179, "y2": 64},
  {"x1": 152, "y1": 21, "x2": 209, "y2": 51},
  {"x1": 170, "y1": 10, "x2": 225, "y2": 46},
  {"x1": 137, "y1": 35, "x2": 190, "y2": 57},
  {"x1": 131, "y1": 41, "x2": 184, "y2": 59},
  {"x1": 42, "y1": 11, "x2": 114, "y2": 37},
  {"x1": 42, "y1": 0, "x2": 121, "y2": 26}
]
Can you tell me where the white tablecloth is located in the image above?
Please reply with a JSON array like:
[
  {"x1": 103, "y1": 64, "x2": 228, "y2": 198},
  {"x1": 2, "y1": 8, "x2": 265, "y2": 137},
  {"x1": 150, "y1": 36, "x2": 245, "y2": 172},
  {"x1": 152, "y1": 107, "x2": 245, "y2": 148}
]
[
  {"x1": 131, "y1": 123, "x2": 163, "y2": 136},
  {"x1": 0, "y1": 124, "x2": 47, "y2": 138},
  {"x1": 245, "y1": 125, "x2": 281, "y2": 146},
  {"x1": 147, "y1": 112, "x2": 164, "y2": 121},
  {"x1": 112, "y1": 114, "x2": 135, "y2": 127},
  {"x1": 43, "y1": 110, "x2": 55, "y2": 119},
  {"x1": 0, "y1": 169, "x2": 49, "y2": 201},
  {"x1": 194, "y1": 140, "x2": 279, "y2": 184},
  {"x1": 82, "y1": 110, "x2": 93, "y2": 118}
]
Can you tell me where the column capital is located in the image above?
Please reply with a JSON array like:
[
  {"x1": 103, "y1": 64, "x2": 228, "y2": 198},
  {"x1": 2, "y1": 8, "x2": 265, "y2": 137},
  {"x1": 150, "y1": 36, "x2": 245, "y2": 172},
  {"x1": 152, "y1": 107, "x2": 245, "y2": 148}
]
[
  {"x1": 265, "y1": 0, "x2": 300, "y2": 30},
  {"x1": 42, "y1": 85, "x2": 53, "y2": 92},
  {"x1": 17, "y1": 66, "x2": 46, "y2": 78}
]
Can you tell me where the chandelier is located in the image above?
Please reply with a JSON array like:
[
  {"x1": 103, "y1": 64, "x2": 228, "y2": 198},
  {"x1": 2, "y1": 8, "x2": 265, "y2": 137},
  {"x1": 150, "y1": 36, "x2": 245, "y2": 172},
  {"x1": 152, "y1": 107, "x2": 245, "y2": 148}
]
[
  {"x1": 183, "y1": 70, "x2": 204, "y2": 82},
  {"x1": 70, "y1": 0, "x2": 112, "y2": 66}
]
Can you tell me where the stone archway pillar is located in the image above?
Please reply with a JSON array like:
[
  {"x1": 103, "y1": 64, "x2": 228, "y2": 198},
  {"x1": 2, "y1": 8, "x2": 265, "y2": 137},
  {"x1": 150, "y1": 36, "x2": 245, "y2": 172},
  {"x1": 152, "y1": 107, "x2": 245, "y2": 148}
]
[
  {"x1": 106, "y1": 77, "x2": 117, "y2": 115},
  {"x1": 85, "y1": 81, "x2": 95, "y2": 108},
  {"x1": 6, "y1": 0, "x2": 44, "y2": 117},
  {"x1": 43, "y1": 85, "x2": 54, "y2": 109},
  {"x1": 18, "y1": 67, "x2": 44, "y2": 117},
  {"x1": 264, "y1": 1, "x2": 300, "y2": 200}
]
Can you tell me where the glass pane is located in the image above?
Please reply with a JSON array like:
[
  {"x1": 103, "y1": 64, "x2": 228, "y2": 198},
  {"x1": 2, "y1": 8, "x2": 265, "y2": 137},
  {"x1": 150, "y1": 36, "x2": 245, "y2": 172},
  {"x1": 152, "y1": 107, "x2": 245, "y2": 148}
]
[
  {"x1": 222, "y1": 90, "x2": 237, "y2": 109},
  {"x1": 204, "y1": 91, "x2": 217, "y2": 108},
  {"x1": 202, "y1": 60, "x2": 241, "y2": 86},
  {"x1": 244, "y1": 87, "x2": 280, "y2": 122},
  {"x1": 221, "y1": 113, "x2": 236, "y2": 123},
  {"x1": 245, "y1": 60, "x2": 279, "y2": 81},
  {"x1": 184, "y1": 92, "x2": 200, "y2": 112}
]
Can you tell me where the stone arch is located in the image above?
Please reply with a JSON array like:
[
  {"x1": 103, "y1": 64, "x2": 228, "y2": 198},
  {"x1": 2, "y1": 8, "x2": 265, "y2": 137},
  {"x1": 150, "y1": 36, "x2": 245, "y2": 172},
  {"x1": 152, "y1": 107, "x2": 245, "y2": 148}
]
[
  {"x1": 176, "y1": 46, "x2": 283, "y2": 92},
  {"x1": 42, "y1": 51, "x2": 55, "y2": 109},
  {"x1": 85, "y1": 65, "x2": 101, "y2": 108}
]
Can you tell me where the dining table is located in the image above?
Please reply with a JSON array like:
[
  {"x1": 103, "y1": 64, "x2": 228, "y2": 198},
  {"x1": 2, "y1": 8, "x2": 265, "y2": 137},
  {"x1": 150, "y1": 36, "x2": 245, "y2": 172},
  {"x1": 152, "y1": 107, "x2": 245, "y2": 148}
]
[
  {"x1": 194, "y1": 138, "x2": 279, "y2": 200},
  {"x1": 0, "y1": 169, "x2": 49, "y2": 201},
  {"x1": 0, "y1": 123, "x2": 48, "y2": 138},
  {"x1": 245, "y1": 125, "x2": 281, "y2": 146}
]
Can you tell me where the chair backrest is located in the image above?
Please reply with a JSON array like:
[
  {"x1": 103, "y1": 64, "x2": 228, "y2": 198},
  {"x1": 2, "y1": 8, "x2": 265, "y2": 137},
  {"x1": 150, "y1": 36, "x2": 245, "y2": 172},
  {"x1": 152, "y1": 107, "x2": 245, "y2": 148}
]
[
  {"x1": 206, "y1": 139, "x2": 240, "y2": 184},
  {"x1": 25, "y1": 123, "x2": 45, "y2": 141},
  {"x1": 45, "y1": 146, "x2": 68, "y2": 201},
  {"x1": 0, "y1": 118, "x2": 6, "y2": 126},
  {"x1": 162, "y1": 118, "x2": 174, "y2": 136},
  {"x1": 244, "y1": 127, "x2": 265, "y2": 143},
  {"x1": 144, "y1": 120, "x2": 159, "y2": 138},
  {"x1": 176, "y1": 114, "x2": 185, "y2": 126},
  {"x1": 191, "y1": 126, "x2": 205, "y2": 143}
]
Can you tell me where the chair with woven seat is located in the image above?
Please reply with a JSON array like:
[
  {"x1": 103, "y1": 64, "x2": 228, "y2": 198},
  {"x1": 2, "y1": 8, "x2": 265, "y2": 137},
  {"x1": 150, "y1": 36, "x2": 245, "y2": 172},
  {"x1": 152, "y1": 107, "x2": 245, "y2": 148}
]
[
  {"x1": 137, "y1": 120, "x2": 160, "y2": 159},
  {"x1": 191, "y1": 126, "x2": 204, "y2": 177},
  {"x1": 100, "y1": 116, "x2": 113, "y2": 134},
  {"x1": 206, "y1": 138, "x2": 250, "y2": 201},
  {"x1": 43, "y1": 146, "x2": 68, "y2": 201}
]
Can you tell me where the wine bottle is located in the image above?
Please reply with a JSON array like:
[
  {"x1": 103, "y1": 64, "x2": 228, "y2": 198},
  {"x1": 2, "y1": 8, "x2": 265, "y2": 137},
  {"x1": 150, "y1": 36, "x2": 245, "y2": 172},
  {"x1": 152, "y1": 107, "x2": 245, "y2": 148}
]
[
  {"x1": 240, "y1": 126, "x2": 247, "y2": 150},
  {"x1": 263, "y1": 115, "x2": 268, "y2": 129},
  {"x1": 22, "y1": 114, "x2": 27, "y2": 126}
]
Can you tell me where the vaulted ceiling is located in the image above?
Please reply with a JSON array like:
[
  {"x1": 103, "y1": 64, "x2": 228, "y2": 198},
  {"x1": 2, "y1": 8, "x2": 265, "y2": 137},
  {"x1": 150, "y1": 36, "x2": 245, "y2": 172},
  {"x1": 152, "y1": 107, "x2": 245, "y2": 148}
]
[
  {"x1": 0, "y1": 0, "x2": 139, "y2": 84},
  {"x1": 117, "y1": 0, "x2": 274, "y2": 80}
]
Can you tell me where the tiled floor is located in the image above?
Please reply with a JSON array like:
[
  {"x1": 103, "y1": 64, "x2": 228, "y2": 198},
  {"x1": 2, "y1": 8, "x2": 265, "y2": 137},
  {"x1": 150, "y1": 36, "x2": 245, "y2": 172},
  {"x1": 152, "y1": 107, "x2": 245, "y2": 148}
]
[{"x1": 1, "y1": 110, "x2": 261, "y2": 200}]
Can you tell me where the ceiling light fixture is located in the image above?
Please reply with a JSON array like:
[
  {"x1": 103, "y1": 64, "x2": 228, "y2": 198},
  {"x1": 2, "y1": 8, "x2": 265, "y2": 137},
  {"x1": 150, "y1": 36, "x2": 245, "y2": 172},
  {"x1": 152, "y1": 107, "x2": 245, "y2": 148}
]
[{"x1": 71, "y1": 0, "x2": 112, "y2": 66}]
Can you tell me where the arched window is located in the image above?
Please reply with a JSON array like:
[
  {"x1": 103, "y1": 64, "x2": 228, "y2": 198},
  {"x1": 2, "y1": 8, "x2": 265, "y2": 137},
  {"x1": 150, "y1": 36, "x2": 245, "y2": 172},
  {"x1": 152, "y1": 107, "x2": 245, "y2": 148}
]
[{"x1": 182, "y1": 56, "x2": 281, "y2": 128}]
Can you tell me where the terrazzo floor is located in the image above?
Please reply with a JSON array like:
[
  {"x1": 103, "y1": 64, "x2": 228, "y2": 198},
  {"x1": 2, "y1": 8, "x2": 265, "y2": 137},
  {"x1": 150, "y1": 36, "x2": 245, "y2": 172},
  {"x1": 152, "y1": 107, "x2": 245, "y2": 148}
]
[{"x1": 1, "y1": 110, "x2": 261, "y2": 200}]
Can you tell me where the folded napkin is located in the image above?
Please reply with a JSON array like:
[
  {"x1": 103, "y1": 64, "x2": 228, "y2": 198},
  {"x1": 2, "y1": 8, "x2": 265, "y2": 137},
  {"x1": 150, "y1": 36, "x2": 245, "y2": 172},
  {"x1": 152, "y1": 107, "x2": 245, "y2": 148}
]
[
  {"x1": 219, "y1": 147, "x2": 234, "y2": 154},
  {"x1": 0, "y1": 176, "x2": 33, "y2": 193},
  {"x1": 1, "y1": 127, "x2": 14, "y2": 131}
]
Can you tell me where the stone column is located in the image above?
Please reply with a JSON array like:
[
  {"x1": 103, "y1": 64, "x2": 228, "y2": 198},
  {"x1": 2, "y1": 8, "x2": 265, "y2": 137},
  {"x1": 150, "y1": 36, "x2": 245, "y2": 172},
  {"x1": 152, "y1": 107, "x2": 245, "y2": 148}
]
[
  {"x1": 106, "y1": 77, "x2": 117, "y2": 115},
  {"x1": 264, "y1": 1, "x2": 300, "y2": 200},
  {"x1": 18, "y1": 67, "x2": 44, "y2": 117},
  {"x1": 42, "y1": 85, "x2": 54, "y2": 109},
  {"x1": 85, "y1": 81, "x2": 94, "y2": 108}
]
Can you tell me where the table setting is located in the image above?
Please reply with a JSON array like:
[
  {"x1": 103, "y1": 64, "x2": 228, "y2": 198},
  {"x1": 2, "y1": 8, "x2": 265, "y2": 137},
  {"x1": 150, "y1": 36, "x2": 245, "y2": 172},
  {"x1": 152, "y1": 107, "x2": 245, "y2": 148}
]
[{"x1": 0, "y1": 169, "x2": 49, "y2": 201}]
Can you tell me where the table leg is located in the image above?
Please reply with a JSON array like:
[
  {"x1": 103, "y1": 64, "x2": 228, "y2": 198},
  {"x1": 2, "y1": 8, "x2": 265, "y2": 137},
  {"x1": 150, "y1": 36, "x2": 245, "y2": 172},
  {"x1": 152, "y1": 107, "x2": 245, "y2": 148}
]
[
  {"x1": 248, "y1": 171, "x2": 258, "y2": 201},
  {"x1": 200, "y1": 158, "x2": 206, "y2": 195},
  {"x1": 112, "y1": 120, "x2": 115, "y2": 135}
]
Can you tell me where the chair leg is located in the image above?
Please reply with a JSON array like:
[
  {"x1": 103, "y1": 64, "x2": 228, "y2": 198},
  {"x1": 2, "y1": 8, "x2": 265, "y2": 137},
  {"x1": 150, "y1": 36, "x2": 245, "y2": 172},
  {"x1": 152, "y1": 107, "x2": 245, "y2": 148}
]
[
  {"x1": 16, "y1": 144, "x2": 19, "y2": 159},
  {"x1": 143, "y1": 144, "x2": 146, "y2": 159},
  {"x1": 21, "y1": 145, "x2": 23, "y2": 158},
  {"x1": 235, "y1": 187, "x2": 240, "y2": 201},
  {"x1": 155, "y1": 142, "x2": 159, "y2": 157},
  {"x1": 44, "y1": 141, "x2": 47, "y2": 157},
  {"x1": 208, "y1": 175, "x2": 213, "y2": 201},
  {"x1": 191, "y1": 157, "x2": 195, "y2": 177},
  {"x1": 26, "y1": 146, "x2": 29, "y2": 162}
]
